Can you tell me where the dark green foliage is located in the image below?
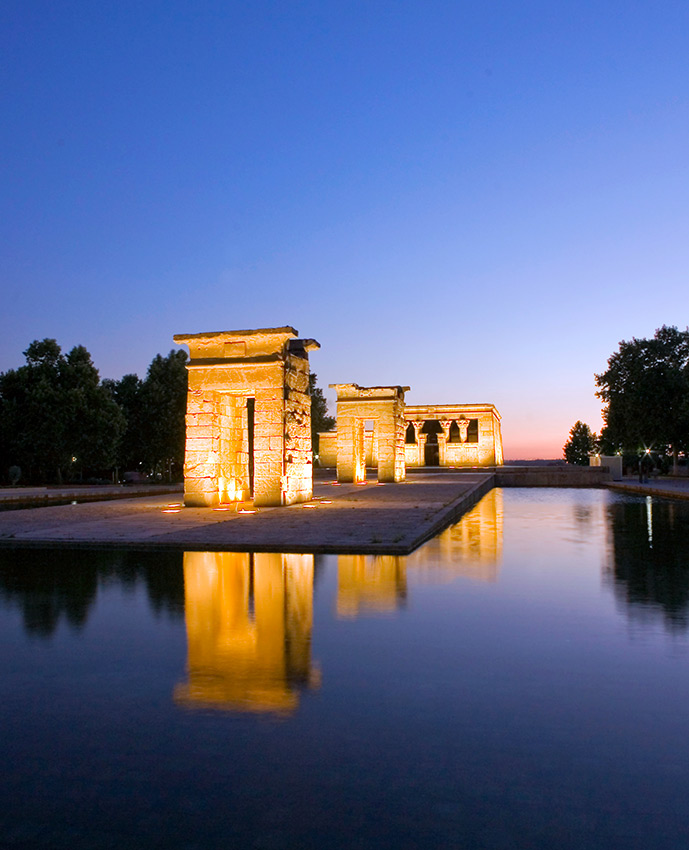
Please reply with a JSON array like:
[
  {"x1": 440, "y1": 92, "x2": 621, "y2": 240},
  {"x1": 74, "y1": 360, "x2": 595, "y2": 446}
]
[
  {"x1": 107, "y1": 351, "x2": 188, "y2": 479},
  {"x1": 0, "y1": 339, "x2": 124, "y2": 483},
  {"x1": 0, "y1": 340, "x2": 188, "y2": 484},
  {"x1": 138, "y1": 350, "x2": 188, "y2": 479},
  {"x1": 563, "y1": 421, "x2": 597, "y2": 465},
  {"x1": 595, "y1": 325, "x2": 689, "y2": 471},
  {"x1": 108, "y1": 373, "x2": 145, "y2": 471},
  {"x1": 309, "y1": 373, "x2": 335, "y2": 454}
]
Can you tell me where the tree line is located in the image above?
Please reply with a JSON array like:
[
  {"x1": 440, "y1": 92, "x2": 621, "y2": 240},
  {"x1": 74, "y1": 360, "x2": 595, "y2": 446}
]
[
  {"x1": 564, "y1": 325, "x2": 689, "y2": 472},
  {"x1": 0, "y1": 339, "x2": 188, "y2": 485},
  {"x1": 0, "y1": 338, "x2": 336, "y2": 486}
]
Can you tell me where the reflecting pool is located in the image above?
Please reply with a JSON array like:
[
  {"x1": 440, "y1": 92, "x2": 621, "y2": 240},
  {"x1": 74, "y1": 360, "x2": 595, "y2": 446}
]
[{"x1": 2, "y1": 488, "x2": 689, "y2": 849}]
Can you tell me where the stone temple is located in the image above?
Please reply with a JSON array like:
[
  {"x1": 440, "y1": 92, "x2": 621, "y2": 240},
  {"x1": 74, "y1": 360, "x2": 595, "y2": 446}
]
[
  {"x1": 175, "y1": 326, "x2": 503, "y2": 507},
  {"x1": 330, "y1": 384, "x2": 409, "y2": 484},
  {"x1": 174, "y1": 327, "x2": 319, "y2": 507},
  {"x1": 319, "y1": 402, "x2": 503, "y2": 471}
]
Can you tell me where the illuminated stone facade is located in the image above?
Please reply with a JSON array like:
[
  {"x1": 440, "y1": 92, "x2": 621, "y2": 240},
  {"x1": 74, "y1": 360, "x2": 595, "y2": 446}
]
[
  {"x1": 174, "y1": 327, "x2": 319, "y2": 507},
  {"x1": 330, "y1": 384, "x2": 409, "y2": 483},
  {"x1": 319, "y1": 402, "x2": 503, "y2": 469},
  {"x1": 404, "y1": 404, "x2": 503, "y2": 467}
]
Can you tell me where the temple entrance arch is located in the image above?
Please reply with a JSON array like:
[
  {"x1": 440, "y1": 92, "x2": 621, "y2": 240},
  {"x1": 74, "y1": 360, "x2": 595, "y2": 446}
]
[
  {"x1": 421, "y1": 420, "x2": 442, "y2": 467},
  {"x1": 174, "y1": 327, "x2": 320, "y2": 507},
  {"x1": 330, "y1": 384, "x2": 408, "y2": 483}
]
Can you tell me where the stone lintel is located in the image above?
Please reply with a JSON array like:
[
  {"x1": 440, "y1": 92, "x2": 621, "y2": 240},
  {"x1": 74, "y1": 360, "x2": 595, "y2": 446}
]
[
  {"x1": 174, "y1": 326, "x2": 298, "y2": 344},
  {"x1": 405, "y1": 404, "x2": 501, "y2": 421},
  {"x1": 330, "y1": 383, "x2": 410, "y2": 401},
  {"x1": 185, "y1": 354, "x2": 283, "y2": 368},
  {"x1": 175, "y1": 327, "x2": 320, "y2": 362}
]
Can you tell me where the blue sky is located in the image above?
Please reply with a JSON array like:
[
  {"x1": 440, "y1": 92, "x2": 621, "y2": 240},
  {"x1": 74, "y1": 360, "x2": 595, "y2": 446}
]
[{"x1": 2, "y1": 1, "x2": 688, "y2": 457}]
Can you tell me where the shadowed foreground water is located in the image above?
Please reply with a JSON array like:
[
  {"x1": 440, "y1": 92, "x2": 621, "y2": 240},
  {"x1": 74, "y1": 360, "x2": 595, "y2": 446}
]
[{"x1": 1, "y1": 488, "x2": 689, "y2": 849}]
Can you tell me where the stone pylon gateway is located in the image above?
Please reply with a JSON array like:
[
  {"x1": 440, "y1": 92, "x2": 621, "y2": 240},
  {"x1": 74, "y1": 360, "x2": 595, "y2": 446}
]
[
  {"x1": 174, "y1": 327, "x2": 319, "y2": 507},
  {"x1": 330, "y1": 384, "x2": 409, "y2": 483}
]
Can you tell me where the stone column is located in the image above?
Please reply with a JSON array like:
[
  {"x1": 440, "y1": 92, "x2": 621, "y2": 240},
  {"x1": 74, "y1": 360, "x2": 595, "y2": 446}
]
[
  {"x1": 354, "y1": 419, "x2": 366, "y2": 483},
  {"x1": 335, "y1": 410, "x2": 356, "y2": 483},
  {"x1": 458, "y1": 417, "x2": 470, "y2": 443},
  {"x1": 183, "y1": 388, "x2": 222, "y2": 506},
  {"x1": 438, "y1": 420, "x2": 452, "y2": 466},
  {"x1": 377, "y1": 415, "x2": 398, "y2": 483},
  {"x1": 253, "y1": 388, "x2": 285, "y2": 507},
  {"x1": 413, "y1": 421, "x2": 426, "y2": 466}
]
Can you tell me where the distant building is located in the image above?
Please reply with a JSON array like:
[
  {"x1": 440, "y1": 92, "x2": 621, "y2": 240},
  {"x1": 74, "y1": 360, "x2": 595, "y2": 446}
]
[{"x1": 319, "y1": 401, "x2": 503, "y2": 469}]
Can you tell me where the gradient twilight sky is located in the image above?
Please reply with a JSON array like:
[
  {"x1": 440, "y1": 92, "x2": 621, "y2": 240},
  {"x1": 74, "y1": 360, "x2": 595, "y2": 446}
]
[{"x1": 2, "y1": 1, "x2": 688, "y2": 458}]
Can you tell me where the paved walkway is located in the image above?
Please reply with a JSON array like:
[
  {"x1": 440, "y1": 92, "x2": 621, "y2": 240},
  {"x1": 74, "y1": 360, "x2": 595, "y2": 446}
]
[
  {"x1": 0, "y1": 473, "x2": 494, "y2": 555},
  {"x1": 606, "y1": 476, "x2": 689, "y2": 501},
  {"x1": 0, "y1": 484, "x2": 183, "y2": 509}
]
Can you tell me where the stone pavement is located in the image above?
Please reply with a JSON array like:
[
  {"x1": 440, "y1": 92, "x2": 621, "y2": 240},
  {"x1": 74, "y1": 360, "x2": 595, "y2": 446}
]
[
  {"x1": 0, "y1": 473, "x2": 494, "y2": 555},
  {"x1": 0, "y1": 484, "x2": 183, "y2": 509},
  {"x1": 606, "y1": 476, "x2": 689, "y2": 501}
]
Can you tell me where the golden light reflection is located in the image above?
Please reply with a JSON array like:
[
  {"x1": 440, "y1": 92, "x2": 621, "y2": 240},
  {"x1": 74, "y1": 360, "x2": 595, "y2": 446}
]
[
  {"x1": 175, "y1": 552, "x2": 319, "y2": 714},
  {"x1": 337, "y1": 555, "x2": 406, "y2": 618},
  {"x1": 407, "y1": 488, "x2": 504, "y2": 582},
  {"x1": 335, "y1": 490, "x2": 504, "y2": 618}
]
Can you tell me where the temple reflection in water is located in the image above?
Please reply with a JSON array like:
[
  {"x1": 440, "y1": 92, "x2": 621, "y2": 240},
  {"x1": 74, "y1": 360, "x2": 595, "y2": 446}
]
[
  {"x1": 174, "y1": 490, "x2": 504, "y2": 712},
  {"x1": 174, "y1": 551, "x2": 320, "y2": 714},
  {"x1": 408, "y1": 487, "x2": 503, "y2": 581},
  {"x1": 336, "y1": 489, "x2": 504, "y2": 618},
  {"x1": 337, "y1": 555, "x2": 407, "y2": 618}
]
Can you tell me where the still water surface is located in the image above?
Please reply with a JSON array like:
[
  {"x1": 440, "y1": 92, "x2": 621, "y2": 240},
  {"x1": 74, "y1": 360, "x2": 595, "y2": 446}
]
[{"x1": 1, "y1": 489, "x2": 689, "y2": 849}]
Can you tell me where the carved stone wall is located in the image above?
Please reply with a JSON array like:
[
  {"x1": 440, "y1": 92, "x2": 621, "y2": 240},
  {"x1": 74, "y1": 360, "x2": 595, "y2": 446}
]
[
  {"x1": 174, "y1": 327, "x2": 319, "y2": 507},
  {"x1": 321, "y1": 401, "x2": 503, "y2": 469},
  {"x1": 330, "y1": 384, "x2": 408, "y2": 483},
  {"x1": 404, "y1": 404, "x2": 503, "y2": 467}
]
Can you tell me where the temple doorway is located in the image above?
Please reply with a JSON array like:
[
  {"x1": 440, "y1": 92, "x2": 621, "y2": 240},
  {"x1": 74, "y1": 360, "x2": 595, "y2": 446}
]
[
  {"x1": 422, "y1": 420, "x2": 442, "y2": 466},
  {"x1": 247, "y1": 397, "x2": 255, "y2": 495}
]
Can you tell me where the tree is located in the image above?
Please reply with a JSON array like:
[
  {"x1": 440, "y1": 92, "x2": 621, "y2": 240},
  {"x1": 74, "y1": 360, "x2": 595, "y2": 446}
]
[
  {"x1": 62, "y1": 345, "x2": 125, "y2": 473},
  {"x1": 0, "y1": 339, "x2": 124, "y2": 483},
  {"x1": 595, "y1": 326, "x2": 689, "y2": 473},
  {"x1": 0, "y1": 339, "x2": 65, "y2": 482},
  {"x1": 138, "y1": 350, "x2": 188, "y2": 480},
  {"x1": 563, "y1": 421, "x2": 597, "y2": 465},
  {"x1": 108, "y1": 373, "x2": 145, "y2": 472},
  {"x1": 309, "y1": 373, "x2": 335, "y2": 455}
]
